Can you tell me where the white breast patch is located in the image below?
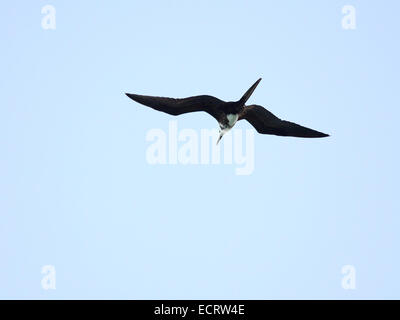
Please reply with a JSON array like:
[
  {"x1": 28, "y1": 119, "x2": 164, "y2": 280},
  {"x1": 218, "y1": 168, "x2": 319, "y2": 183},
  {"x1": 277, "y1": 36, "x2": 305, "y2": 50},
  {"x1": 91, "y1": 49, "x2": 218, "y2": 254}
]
[{"x1": 227, "y1": 113, "x2": 239, "y2": 127}]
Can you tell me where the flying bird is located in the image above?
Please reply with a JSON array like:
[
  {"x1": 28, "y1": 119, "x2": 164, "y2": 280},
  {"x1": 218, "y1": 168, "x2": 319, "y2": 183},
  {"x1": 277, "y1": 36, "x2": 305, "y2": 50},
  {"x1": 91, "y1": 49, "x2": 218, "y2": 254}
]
[{"x1": 125, "y1": 78, "x2": 329, "y2": 144}]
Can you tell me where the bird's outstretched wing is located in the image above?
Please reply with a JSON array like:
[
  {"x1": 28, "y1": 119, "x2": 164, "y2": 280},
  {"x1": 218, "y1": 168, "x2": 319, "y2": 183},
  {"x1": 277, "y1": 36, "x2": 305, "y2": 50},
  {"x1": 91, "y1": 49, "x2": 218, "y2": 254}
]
[
  {"x1": 239, "y1": 104, "x2": 329, "y2": 138},
  {"x1": 125, "y1": 93, "x2": 224, "y2": 121}
]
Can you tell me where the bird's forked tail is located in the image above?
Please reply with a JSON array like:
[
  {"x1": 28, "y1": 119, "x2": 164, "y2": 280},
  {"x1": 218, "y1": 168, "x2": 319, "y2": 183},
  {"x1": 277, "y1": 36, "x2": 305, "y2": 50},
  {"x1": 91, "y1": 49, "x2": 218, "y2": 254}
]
[{"x1": 238, "y1": 78, "x2": 262, "y2": 105}]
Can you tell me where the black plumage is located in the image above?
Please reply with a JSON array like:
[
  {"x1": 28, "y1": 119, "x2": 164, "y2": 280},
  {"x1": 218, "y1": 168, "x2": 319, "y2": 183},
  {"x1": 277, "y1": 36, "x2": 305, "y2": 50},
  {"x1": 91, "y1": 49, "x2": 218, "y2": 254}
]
[{"x1": 125, "y1": 78, "x2": 329, "y2": 143}]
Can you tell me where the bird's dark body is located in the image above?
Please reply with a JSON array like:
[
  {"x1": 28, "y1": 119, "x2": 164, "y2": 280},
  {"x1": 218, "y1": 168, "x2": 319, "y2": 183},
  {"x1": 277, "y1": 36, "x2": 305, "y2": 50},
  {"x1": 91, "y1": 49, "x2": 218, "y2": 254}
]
[
  {"x1": 215, "y1": 102, "x2": 243, "y2": 128},
  {"x1": 125, "y1": 78, "x2": 329, "y2": 141}
]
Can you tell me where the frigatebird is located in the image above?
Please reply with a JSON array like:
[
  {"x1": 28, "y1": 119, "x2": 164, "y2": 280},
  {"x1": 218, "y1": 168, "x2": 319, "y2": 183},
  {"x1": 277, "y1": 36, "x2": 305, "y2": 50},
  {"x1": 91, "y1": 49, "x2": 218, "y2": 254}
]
[{"x1": 125, "y1": 78, "x2": 329, "y2": 144}]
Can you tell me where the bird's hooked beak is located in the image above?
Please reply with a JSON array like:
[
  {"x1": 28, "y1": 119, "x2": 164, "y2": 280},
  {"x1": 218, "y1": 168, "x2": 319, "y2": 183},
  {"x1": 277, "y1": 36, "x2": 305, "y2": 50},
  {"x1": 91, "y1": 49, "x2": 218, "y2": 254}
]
[
  {"x1": 216, "y1": 128, "x2": 228, "y2": 145},
  {"x1": 217, "y1": 132, "x2": 223, "y2": 145}
]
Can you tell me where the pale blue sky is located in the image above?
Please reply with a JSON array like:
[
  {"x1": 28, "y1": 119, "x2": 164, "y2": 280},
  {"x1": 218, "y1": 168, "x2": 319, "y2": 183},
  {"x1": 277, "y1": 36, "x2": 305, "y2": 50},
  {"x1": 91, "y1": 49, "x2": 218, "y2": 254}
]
[{"x1": 1, "y1": 1, "x2": 399, "y2": 299}]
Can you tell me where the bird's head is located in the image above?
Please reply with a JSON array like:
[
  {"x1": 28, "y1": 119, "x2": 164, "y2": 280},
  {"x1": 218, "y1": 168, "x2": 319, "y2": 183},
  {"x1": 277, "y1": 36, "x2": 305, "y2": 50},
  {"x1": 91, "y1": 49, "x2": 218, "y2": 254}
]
[{"x1": 216, "y1": 128, "x2": 229, "y2": 145}]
